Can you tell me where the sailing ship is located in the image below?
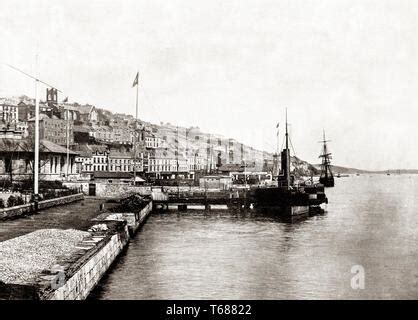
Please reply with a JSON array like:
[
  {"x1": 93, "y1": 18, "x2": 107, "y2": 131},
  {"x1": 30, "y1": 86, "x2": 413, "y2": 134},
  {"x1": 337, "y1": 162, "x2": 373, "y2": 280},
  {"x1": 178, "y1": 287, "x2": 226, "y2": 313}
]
[
  {"x1": 251, "y1": 112, "x2": 328, "y2": 216},
  {"x1": 319, "y1": 130, "x2": 334, "y2": 187}
]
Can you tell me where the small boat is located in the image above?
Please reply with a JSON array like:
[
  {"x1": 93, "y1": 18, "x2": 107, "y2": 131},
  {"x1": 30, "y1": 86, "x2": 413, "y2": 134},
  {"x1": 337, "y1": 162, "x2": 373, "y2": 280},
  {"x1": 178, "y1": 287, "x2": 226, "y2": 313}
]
[
  {"x1": 319, "y1": 130, "x2": 334, "y2": 187},
  {"x1": 336, "y1": 173, "x2": 349, "y2": 178}
]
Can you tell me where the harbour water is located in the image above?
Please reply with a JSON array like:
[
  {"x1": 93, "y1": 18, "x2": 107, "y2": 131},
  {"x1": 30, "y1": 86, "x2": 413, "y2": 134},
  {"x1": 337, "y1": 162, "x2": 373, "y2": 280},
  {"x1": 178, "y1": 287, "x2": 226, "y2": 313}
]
[{"x1": 90, "y1": 175, "x2": 418, "y2": 299}]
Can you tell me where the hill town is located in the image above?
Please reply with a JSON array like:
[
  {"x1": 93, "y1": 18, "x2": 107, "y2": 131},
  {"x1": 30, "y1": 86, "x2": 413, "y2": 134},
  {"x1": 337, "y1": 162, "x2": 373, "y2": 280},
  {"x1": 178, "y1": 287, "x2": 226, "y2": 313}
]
[{"x1": 0, "y1": 88, "x2": 317, "y2": 189}]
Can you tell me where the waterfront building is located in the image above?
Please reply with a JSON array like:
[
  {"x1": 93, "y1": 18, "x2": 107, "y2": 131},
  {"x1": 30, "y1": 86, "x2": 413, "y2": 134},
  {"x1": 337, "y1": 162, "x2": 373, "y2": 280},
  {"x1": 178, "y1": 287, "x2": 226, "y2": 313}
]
[
  {"x1": 187, "y1": 154, "x2": 206, "y2": 172},
  {"x1": 108, "y1": 150, "x2": 143, "y2": 173},
  {"x1": 0, "y1": 139, "x2": 79, "y2": 181},
  {"x1": 73, "y1": 144, "x2": 144, "y2": 180},
  {"x1": 72, "y1": 144, "x2": 108, "y2": 174},
  {"x1": 146, "y1": 149, "x2": 193, "y2": 180},
  {"x1": 91, "y1": 147, "x2": 109, "y2": 172}
]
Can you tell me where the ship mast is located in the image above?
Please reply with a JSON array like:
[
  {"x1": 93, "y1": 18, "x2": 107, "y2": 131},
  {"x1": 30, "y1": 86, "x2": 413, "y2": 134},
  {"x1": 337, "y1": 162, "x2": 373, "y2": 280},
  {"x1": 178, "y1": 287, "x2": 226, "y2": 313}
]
[
  {"x1": 319, "y1": 130, "x2": 333, "y2": 178},
  {"x1": 285, "y1": 109, "x2": 290, "y2": 187}
]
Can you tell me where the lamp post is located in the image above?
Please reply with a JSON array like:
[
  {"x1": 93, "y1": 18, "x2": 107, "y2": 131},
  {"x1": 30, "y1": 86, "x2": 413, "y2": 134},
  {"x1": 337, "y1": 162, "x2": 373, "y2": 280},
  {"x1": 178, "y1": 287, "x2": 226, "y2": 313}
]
[{"x1": 34, "y1": 78, "x2": 39, "y2": 204}]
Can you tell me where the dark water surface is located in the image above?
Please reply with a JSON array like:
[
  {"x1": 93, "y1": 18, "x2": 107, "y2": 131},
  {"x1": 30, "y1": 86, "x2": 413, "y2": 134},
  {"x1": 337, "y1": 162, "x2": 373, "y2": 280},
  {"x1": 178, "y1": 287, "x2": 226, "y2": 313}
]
[{"x1": 91, "y1": 175, "x2": 418, "y2": 299}]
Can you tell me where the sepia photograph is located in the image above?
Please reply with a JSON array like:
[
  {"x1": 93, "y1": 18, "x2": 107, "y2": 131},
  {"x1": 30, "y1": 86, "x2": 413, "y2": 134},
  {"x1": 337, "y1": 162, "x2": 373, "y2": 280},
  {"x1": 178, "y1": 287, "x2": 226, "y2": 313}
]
[{"x1": 0, "y1": 0, "x2": 417, "y2": 309}]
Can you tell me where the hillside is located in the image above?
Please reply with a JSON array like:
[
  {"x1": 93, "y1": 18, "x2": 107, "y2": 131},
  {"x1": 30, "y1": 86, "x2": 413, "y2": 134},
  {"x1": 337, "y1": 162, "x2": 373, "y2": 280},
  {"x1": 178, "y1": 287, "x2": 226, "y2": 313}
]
[
  {"x1": 313, "y1": 165, "x2": 418, "y2": 175},
  {"x1": 291, "y1": 156, "x2": 319, "y2": 177},
  {"x1": 313, "y1": 164, "x2": 373, "y2": 174},
  {"x1": 2, "y1": 94, "x2": 323, "y2": 176}
]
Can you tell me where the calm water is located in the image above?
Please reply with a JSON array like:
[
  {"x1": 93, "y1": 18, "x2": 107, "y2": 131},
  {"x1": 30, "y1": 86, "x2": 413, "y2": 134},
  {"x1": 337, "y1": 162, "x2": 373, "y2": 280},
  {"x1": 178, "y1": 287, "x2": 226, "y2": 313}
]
[{"x1": 91, "y1": 175, "x2": 418, "y2": 299}]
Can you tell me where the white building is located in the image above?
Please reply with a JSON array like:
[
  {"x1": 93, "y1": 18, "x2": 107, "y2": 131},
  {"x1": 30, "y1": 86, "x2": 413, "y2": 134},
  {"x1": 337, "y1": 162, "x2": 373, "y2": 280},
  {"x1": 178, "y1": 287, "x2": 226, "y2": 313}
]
[
  {"x1": 0, "y1": 99, "x2": 18, "y2": 124},
  {"x1": 145, "y1": 133, "x2": 166, "y2": 149}
]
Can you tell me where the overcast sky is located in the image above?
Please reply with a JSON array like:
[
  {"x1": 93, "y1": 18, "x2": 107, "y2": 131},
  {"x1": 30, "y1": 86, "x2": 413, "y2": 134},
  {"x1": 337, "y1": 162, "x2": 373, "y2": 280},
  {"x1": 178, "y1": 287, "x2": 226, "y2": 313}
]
[{"x1": 1, "y1": 0, "x2": 417, "y2": 170}]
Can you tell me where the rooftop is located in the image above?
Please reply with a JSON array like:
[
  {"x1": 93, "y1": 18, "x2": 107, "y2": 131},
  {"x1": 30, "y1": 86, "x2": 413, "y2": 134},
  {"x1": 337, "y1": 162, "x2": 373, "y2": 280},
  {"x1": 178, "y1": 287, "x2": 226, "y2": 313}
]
[{"x1": 0, "y1": 139, "x2": 78, "y2": 155}]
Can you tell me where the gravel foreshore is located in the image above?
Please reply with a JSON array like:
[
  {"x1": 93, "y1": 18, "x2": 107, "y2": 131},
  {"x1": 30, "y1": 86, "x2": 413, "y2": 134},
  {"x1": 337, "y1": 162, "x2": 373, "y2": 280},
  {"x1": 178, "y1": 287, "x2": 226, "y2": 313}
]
[{"x1": 0, "y1": 229, "x2": 89, "y2": 284}]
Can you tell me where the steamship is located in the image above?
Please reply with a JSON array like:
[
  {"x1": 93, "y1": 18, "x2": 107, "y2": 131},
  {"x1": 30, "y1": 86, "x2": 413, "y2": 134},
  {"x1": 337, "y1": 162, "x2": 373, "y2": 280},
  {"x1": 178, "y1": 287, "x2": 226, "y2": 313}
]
[{"x1": 251, "y1": 113, "x2": 328, "y2": 216}]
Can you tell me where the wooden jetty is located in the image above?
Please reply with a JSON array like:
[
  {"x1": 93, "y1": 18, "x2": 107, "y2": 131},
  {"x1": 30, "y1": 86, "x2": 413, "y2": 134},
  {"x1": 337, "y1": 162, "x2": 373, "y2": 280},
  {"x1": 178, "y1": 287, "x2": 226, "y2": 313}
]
[{"x1": 152, "y1": 189, "x2": 252, "y2": 211}]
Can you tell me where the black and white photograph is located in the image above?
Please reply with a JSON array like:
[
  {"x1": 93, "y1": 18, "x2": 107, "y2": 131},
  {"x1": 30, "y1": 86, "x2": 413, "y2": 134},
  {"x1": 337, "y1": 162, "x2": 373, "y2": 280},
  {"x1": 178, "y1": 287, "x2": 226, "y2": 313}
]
[{"x1": 0, "y1": 0, "x2": 417, "y2": 307}]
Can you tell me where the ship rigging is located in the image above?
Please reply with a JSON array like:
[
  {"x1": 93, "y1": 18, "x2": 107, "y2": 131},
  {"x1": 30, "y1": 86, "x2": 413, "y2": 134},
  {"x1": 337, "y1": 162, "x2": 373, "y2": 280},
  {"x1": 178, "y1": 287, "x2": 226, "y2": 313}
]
[{"x1": 319, "y1": 130, "x2": 334, "y2": 187}]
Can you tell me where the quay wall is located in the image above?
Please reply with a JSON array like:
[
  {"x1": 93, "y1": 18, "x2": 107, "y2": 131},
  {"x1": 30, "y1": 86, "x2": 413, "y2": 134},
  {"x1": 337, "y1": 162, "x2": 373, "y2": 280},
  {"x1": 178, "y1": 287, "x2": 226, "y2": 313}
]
[
  {"x1": 0, "y1": 220, "x2": 129, "y2": 300},
  {"x1": 42, "y1": 199, "x2": 153, "y2": 300},
  {"x1": 0, "y1": 193, "x2": 84, "y2": 220},
  {"x1": 41, "y1": 221, "x2": 130, "y2": 300},
  {"x1": 1, "y1": 200, "x2": 153, "y2": 300}
]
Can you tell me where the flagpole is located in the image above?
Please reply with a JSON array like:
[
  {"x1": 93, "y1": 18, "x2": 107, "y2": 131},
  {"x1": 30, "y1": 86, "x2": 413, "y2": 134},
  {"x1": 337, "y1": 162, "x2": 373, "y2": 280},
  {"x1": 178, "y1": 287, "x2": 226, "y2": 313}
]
[
  {"x1": 276, "y1": 123, "x2": 279, "y2": 154},
  {"x1": 133, "y1": 73, "x2": 139, "y2": 185},
  {"x1": 34, "y1": 67, "x2": 40, "y2": 206},
  {"x1": 66, "y1": 103, "x2": 70, "y2": 181}
]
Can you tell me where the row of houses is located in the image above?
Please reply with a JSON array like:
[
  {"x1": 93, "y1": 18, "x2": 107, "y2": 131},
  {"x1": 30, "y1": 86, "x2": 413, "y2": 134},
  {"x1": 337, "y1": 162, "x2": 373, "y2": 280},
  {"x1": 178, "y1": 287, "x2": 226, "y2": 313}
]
[
  {"x1": 73, "y1": 145, "x2": 207, "y2": 181},
  {"x1": 0, "y1": 138, "x2": 212, "y2": 183},
  {"x1": 1, "y1": 91, "x2": 274, "y2": 183},
  {"x1": 0, "y1": 95, "x2": 98, "y2": 125}
]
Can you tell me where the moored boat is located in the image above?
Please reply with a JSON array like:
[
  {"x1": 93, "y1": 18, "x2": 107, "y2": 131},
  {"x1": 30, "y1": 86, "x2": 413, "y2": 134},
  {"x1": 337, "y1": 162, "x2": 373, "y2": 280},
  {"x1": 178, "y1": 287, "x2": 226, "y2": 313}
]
[
  {"x1": 319, "y1": 130, "x2": 334, "y2": 187},
  {"x1": 251, "y1": 111, "x2": 328, "y2": 216}
]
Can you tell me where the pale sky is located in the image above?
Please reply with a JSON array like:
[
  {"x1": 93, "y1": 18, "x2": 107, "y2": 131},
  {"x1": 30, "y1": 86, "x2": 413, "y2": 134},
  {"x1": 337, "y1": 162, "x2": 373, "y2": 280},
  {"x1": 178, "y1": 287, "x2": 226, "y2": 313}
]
[{"x1": 1, "y1": 0, "x2": 417, "y2": 170}]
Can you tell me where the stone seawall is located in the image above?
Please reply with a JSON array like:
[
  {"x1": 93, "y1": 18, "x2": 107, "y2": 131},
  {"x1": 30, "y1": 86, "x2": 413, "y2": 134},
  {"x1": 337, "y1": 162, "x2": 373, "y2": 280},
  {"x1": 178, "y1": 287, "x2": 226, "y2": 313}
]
[
  {"x1": 39, "y1": 200, "x2": 154, "y2": 300},
  {"x1": 0, "y1": 220, "x2": 130, "y2": 300},
  {"x1": 40, "y1": 221, "x2": 130, "y2": 300},
  {"x1": 0, "y1": 193, "x2": 84, "y2": 220},
  {"x1": 0, "y1": 200, "x2": 153, "y2": 300}
]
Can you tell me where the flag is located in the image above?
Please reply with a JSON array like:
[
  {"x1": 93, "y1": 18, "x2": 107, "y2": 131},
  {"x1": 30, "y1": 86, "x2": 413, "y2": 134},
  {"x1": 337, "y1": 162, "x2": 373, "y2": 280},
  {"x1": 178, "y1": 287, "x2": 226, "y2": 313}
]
[
  {"x1": 132, "y1": 72, "x2": 139, "y2": 87},
  {"x1": 62, "y1": 96, "x2": 68, "y2": 103}
]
